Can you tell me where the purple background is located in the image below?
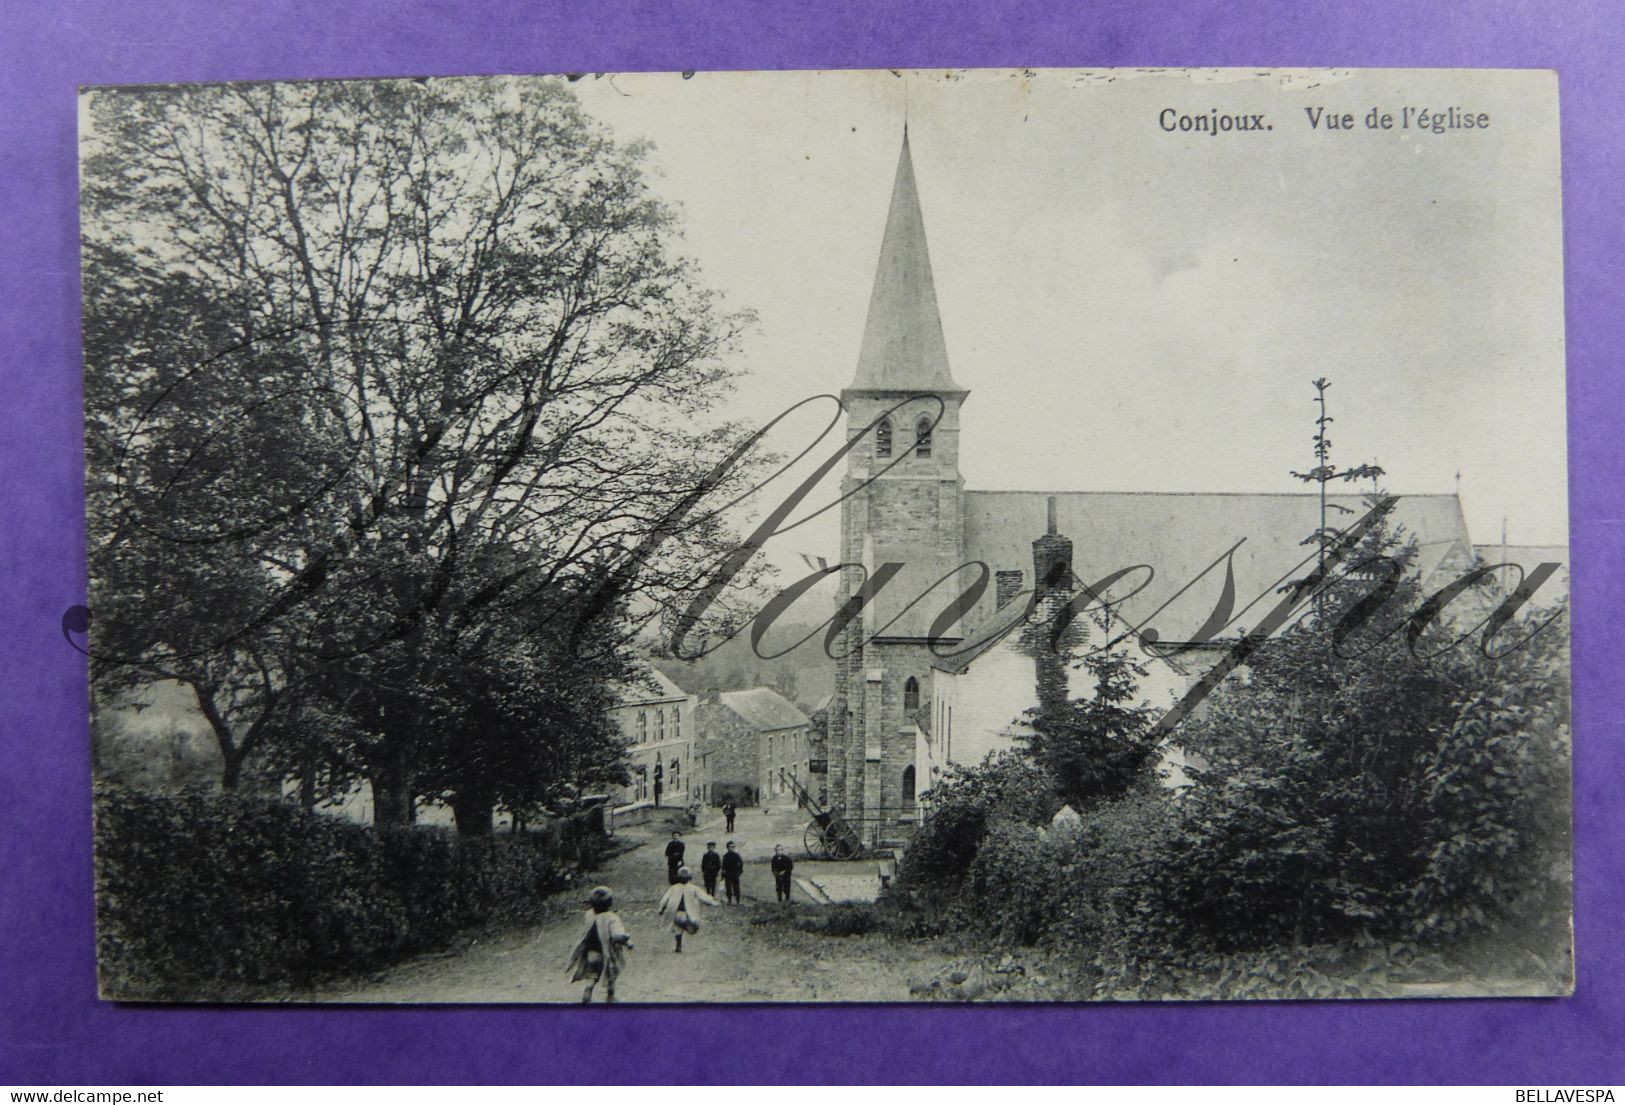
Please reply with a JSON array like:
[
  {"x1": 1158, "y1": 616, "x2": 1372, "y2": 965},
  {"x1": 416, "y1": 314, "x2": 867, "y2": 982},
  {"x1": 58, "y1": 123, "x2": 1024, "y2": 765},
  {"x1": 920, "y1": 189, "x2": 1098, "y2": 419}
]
[{"x1": 3, "y1": 0, "x2": 1621, "y2": 1085}]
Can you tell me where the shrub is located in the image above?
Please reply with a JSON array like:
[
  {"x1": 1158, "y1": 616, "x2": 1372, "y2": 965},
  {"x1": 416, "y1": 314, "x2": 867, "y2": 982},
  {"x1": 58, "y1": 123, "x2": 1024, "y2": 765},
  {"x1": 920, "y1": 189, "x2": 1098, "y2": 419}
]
[
  {"x1": 795, "y1": 903, "x2": 881, "y2": 937},
  {"x1": 945, "y1": 790, "x2": 1175, "y2": 950},
  {"x1": 954, "y1": 821, "x2": 1055, "y2": 945},
  {"x1": 1084, "y1": 936, "x2": 1410, "y2": 1001},
  {"x1": 94, "y1": 789, "x2": 606, "y2": 999},
  {"x1": 898, "y1": 753, "x2": 1058, "y2": 894},
  {"x1": 1139, "y1": 600, "x2": 1572, "y2": 959}
]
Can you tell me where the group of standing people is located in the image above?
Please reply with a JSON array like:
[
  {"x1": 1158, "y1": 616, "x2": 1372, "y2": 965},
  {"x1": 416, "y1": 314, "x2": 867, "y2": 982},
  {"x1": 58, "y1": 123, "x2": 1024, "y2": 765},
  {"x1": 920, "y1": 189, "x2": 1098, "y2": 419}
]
[
  {"x1": 665, "y1": 831, "x2": 752, "y2": 902},
  {"x1": 697, "y1": 838, "x2": 745, "y2": 903},
  {"x1": 567, "y1": 821, "x2": 799, "y2": 1002}
]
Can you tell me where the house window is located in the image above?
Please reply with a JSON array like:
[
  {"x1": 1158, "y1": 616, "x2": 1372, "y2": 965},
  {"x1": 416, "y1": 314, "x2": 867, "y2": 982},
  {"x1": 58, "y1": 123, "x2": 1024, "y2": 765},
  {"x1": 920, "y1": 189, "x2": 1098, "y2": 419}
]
[
  {"x1": 637, "y1": 711, "x2": 647, "y2": 743},
  {"x1": 673, "y1": 706, "x2": 681, "y2": 739},
  {"x1": 657, "y1": 708, "x2": 666, "y2": 741},
  {"x1": 902, "y1": 764, "x2": 917, "y2": 809},
  {"x1": 903, "y1": 676, "x2": 920, "y2": 711},
  {"x1": 876, "y1": 417, "x2": 893, "y2": 458},
  {"x1": 915, "y1": 416, "x2": 932, "y2": 458}
]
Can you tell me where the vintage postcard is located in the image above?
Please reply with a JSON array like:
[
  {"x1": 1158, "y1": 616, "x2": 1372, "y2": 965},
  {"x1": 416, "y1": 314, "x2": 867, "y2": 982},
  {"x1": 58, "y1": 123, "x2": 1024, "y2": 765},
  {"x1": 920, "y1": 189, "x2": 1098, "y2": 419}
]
[{"x1": 80, "y1": 67, "x2": 1570, "y2": 1003}]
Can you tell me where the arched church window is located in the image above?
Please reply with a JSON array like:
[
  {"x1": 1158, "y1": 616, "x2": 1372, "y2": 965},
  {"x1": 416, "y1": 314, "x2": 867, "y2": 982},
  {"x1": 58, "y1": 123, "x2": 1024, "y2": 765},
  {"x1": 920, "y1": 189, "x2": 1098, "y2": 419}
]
[
  {"x1": 875, "y1": 417, "x2": 893, "y2": 458},
  {"x1": 903, "y1": 676, "x2": 920, "y2": 711},
  {"x1": 914, "y1": 416, "x2": 933, "y2": 458},
  {"x1": 902, "y1": 765, "x2": 917, "y2": 809}
]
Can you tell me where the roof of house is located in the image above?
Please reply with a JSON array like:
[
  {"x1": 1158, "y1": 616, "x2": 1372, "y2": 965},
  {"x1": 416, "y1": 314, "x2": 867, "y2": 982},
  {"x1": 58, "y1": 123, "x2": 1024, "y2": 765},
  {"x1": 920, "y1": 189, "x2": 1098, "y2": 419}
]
[
  {"x1": 927, "y1": 592, "x2": 1034, "y2": 675},
  {"x1": 718, "y1": 688, "x2": 810, "y2": 733},
  {"x1": 613, "y1": 665, "x2": 689, "y2": 707}
]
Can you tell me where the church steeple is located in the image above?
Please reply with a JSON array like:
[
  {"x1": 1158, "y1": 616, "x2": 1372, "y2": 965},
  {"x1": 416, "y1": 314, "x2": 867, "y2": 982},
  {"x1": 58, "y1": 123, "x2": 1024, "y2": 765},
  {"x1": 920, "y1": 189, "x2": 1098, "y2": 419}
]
[
  {"x1": 830, "y1": 124, "x2": 969, "y2": 831},
  {"x1": 848, "y1": 128, "x2": 959, "y2": 393}
]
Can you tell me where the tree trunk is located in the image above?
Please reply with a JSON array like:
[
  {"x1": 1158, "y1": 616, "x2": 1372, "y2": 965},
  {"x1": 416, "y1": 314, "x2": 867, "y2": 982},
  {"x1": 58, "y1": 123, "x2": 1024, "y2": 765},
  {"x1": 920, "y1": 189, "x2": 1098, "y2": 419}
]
[
  {"x1": 299, "y1": 754, "x2": 317, "y2": 810},
  {"x1": 221, "y1": 747, "x2": 247, "y2": 791},
  {"x1": 190, "y1": 678, "x2": 251, "y2": 793},
  {"x1": 451, "y1": 792, "x2": 494, "y2": 837},
  {"x1": 371, "y1": 753, "x2": 414, "y2": 828}
]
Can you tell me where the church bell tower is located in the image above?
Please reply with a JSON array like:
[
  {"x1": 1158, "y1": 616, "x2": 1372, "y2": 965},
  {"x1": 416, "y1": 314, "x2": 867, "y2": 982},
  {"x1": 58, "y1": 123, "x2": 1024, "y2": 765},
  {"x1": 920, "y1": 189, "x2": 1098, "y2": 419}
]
[{"x1": 829, "y1": 128, "x2": 969, "y2": 833}]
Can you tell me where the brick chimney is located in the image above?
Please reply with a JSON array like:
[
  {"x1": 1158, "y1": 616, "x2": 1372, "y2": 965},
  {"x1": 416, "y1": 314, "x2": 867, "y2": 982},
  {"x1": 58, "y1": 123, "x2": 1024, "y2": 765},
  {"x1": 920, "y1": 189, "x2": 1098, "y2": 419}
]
[
  {"x1": 995, "y1": 569, "x2": 1025, "y2": 608},
  {"x1": 1032, "y1": 495, "x2": 1073, "y2": 599},
  {"x1": 1031, "y1": 495, "x2": 1074, "y2": 713}
]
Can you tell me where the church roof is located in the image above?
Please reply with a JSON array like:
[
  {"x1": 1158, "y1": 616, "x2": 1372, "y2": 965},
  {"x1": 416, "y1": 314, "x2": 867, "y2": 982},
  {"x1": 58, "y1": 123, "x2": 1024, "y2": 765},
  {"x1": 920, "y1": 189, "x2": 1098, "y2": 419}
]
[
  {"x1": 848, "y1": 129, "x2": 959, "y2": 394},
  {"x1": 718, "y1": 688, "x2": 810, "y2": 733},
  {"x1": 1471, "y1": 543, "x2": 1570, "y2": 603},
  {"x1": 952, "y1": 490, "x2": 1475, "y2": 645},
  {"x1": 863, "y1": 489, "x2": 1473, "y2": 645},
  {"x1": 1472, "y1": 543, "x2": 1569, "y2": 570}
]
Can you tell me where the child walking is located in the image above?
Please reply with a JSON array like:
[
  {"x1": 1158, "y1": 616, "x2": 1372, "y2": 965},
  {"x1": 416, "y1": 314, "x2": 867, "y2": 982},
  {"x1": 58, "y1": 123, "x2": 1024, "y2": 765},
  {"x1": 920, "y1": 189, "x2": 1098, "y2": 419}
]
[
  {"x1": 655, "y1": 866, "x2": 718, "y2": 954},
  {"x1": 565, "y1": 886, "x2": 633, "y2": 1003}
]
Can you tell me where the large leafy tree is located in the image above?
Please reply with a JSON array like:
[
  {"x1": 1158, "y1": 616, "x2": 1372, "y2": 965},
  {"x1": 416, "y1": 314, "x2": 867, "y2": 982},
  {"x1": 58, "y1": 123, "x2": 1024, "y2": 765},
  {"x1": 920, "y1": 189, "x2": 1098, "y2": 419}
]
[
  {"x1": 1153, "y1": 504, "x2": 1454, "y2": 947},
  {"x1": 82, "y1": 76, "x2": 767, "y2": 827},
  {"x1": 1144, "y1": 383, "x2": 1569, "y2": 954},
  {"x1": 82, "y1": 260, "x2": 330, "y2": 791}
]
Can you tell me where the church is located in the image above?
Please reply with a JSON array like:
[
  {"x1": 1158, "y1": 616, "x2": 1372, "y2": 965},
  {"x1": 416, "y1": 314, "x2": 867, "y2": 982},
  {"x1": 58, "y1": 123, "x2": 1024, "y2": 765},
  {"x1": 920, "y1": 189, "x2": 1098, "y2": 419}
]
[{"x1": 822, "y1": 130, "x2": 1553, "y2": 844}]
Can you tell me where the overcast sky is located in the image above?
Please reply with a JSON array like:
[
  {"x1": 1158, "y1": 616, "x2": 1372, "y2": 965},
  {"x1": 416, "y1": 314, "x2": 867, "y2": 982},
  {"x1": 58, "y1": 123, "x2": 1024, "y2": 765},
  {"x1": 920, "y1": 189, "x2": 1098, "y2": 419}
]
[{"x1": 565, "y1": 68, "x2": 1566, "y2": 582}]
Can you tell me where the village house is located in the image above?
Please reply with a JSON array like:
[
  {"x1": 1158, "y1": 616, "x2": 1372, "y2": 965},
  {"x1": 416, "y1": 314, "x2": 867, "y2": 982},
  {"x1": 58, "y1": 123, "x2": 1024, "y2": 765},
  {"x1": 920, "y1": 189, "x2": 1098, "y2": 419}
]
[
  {"x1": 695, "y1": 688, "x2": 812, "y2": 807},
  {"x1": 609, "y1": 666, "x2": 697, "y2": 809}
]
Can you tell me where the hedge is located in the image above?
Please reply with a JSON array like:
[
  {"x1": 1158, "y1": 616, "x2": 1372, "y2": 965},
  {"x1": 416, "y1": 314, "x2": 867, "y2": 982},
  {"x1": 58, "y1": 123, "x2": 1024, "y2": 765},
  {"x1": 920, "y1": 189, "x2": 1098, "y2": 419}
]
[{"x1": 94, "y1": 789, "x2": 607, "y2": 999}]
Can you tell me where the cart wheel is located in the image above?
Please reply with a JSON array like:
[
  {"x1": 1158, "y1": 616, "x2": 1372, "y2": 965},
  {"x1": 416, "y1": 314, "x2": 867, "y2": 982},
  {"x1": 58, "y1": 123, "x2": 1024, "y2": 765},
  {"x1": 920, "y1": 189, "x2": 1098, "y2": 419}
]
[{"x1": 804, "y1": 821, "x2": 826, "y2": 859}]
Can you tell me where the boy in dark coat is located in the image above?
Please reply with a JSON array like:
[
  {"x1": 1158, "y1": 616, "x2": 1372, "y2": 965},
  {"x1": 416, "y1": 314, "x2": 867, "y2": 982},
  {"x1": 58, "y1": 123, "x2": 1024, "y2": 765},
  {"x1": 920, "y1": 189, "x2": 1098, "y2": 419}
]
[
  {"x1": 664, "y1": 831, "x2": 686, "y2": 885},
  {"x1": 700, "y1": 841, "x2": 722, "y2": 897},
  {"x1": 723, "y1": 801, "x2": 737, "y2": 832},
  {"x1": 720, "y1": 840, "x2": 744, "y2": 903},
  {"x1": 771, "y1": 844, "x2": 795, "y2": 903}
]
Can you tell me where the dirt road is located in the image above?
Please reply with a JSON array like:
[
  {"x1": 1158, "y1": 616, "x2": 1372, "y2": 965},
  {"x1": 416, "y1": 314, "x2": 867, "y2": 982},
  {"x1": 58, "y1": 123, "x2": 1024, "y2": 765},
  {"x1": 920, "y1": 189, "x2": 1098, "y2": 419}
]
[{"x1": 317, "y1": 808, "x2": 952, "y2": 1004}]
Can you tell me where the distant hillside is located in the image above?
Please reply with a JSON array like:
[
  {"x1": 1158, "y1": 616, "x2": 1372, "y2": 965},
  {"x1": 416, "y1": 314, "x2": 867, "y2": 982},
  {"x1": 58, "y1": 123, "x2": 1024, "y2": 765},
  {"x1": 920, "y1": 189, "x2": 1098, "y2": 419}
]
[{"x1": 652, "y1": 619, "x2": 835, "y2": 710}]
